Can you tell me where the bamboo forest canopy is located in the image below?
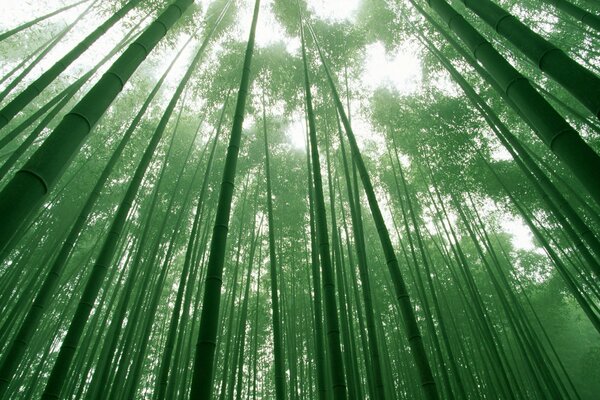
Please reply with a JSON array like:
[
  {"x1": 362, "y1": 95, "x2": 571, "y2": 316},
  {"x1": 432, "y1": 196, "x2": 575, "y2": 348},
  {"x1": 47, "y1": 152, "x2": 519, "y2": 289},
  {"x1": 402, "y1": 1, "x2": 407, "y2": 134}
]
[{"x1": 0, "y1": 0, "x2": 599, "y2": 398}]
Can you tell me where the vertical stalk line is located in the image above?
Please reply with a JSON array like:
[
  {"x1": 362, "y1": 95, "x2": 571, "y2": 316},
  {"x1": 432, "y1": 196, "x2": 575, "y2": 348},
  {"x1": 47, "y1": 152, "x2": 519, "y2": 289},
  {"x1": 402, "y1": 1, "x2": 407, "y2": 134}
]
[
  {"x1": 0, "y1": 16, "x2": 146, "y2": 177},
  {"x1": 89, "y1": 95, "x2": 202, "y2": 400},
  {"x1": 0, "y1": 35, "x2": 190, "y2": 399},
  {"x1": 121, "y1": 123, "x2": 211, "y2": 398},
  {"x1": 325, "y1": 134, "x2": 361, "y2": 400},
  {"x1": 233, "y1": 215, "x2": 263, "y2": 400},
  {"x1": 306, "y1": 18, "x2": 439, "y2": 400},
  {"x1": 388, "y1": 148, "x2": 460, "y2": 400},
  {"x1": 0, "y1": 0, "x2": 99, "y2": 103},
  {"x1": 39, "y1": 8, "x2": 214, "y2": 394},
  {"x1": 459, "y1": 0, "x2": 600, "y2": 116},
  {"x1": 262, "y1": 93, "x2": 286, "y2": 400},
  {"x1": 0, "y1": 0, "x2": 143, "y2": 128},
  {"x1": 304, "y1": 111, "x2": 330, "y2": 400},
  {"x1": 336, "y1": 120, "x2": 385, "y2": 399},
  {"x1": 335, "y1": 172, "x2": 370, "y2": 400},
  {"x1": 217, "y1": 176, "x2": 251, "y2": 400},
  {"x1": 413, "y1": 0, "x2": 600, "y2": 206},
  {"x1": 0, "y1": 0, "x2": 195, "y2": 254},
  {"x1": 154, "y1": 92, "x2": 230, "y2": 400},
  {"x1": 190, "y1": 0, "x2": 261, "y2": 397},
  {"x1": 300, "y1": 15, "x2": 348, "y2": 400},
  {"x1": 0, "y1": 0, "x2": 91, "y2": 42}
]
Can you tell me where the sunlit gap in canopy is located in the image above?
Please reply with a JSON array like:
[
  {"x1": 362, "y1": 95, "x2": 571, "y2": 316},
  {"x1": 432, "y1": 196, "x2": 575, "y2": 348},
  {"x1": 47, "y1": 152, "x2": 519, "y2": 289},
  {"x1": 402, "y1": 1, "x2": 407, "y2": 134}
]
[
  {"x1": 235, "y1": 0, "x2": 300, "y2": 52},
  {"x1": 233, "y1": 0, "x2": 422, "y2": 152},
  {"x1": 362, "y1": 41, "x2": 421, "y2": 94},
  {"x1": 307, "y1": 0, "x2": 361, "y2": 21},
  {"x1": 285, "y1": 113, "x2": 307, "y2": 151}
]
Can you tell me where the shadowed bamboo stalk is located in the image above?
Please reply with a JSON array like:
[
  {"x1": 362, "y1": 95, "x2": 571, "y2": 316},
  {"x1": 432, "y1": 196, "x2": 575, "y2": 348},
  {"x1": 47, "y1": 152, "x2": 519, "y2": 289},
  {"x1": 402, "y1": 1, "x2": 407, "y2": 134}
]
[
  {"x1": 0, "y1": 0, "x2": 143, "y2": 129},
  {"x1": 543, "y1": 0, "x2": 600, "y2": 32},
  {"x1": 0, "y1": 33, "x2": 189, "y2": 400},
  {"x1": 262, "y1": 92, "x2": 286, "y2": 400},
  {"x1": 154, "y1": 92, "x2": 230, "y2": 400},
  {"x1": 0, "y1": 9, "x2": 152, "y2": 153},
  {"x1": 0, "y1": 18, "x2": 144, "y2": 178},
  {"x1": 410, "y1": 5, "x2": 600, "y2": 257},
  {"x1": 414, "y1": 32, "x2": 600, "y2": 278},
  {"x1": 232, "y1": 212, "x2": 263, "y2": 400},
  {"x1": 414, "y1": 0, "x2": 600, "y2": 207},
  {"x1": 189, "y1": 0, "x2": 261, "y2": 397},
  {"x1": 0, "y1": 0, "x2": 91, "y2": 43},
  {"x1": 39, "y1": 12, "x2": 213, "y2": 395},
  {"x1": 337, "y1": 127, "x2": 385, "y2": 399},
  {"x1": 305, "y1": 113, "x2": 330, "y2": 400},
  {"x1": 300, "y1": 16, "x2": 348, "y2": 400},
  {"x1": 306, "y1": 17, "x2": 440, "y2": 400},
  {"x1": 0, "y1": 0, "x2": 97, "y2": 103},
  {"x1": 0, "y1": 0, "x2": 195, "y2": 254},
  {"x1": 217, "y1": 179, "x2": 251, "y2": 400},
  {"x1": 459, "y1": 0, "x2": 600, "y2": 116}
]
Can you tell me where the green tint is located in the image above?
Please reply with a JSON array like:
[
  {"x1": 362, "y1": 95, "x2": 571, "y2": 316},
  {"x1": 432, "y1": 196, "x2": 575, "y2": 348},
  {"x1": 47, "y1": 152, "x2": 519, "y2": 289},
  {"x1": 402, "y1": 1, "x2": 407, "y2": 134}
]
[{"x1": 0, "y1": 1, "x2": 598, "y2": 399}]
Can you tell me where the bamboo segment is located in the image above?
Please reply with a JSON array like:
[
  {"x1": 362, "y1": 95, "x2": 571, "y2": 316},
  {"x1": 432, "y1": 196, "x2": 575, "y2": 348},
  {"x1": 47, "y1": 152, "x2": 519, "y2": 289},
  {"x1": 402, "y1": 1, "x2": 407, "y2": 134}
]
[
  {"x1": 0, "y1": 0, "x2": 142, "y2": 129},
  {"x1": 420, "y1": 0, "x2": 600, "y2": 206},
  {"x1": 190, "y1": 0, "x2": 261, "y2": 397},
  {"x1": 0, "y1": 0, "x2": 195, "y2": 254}
]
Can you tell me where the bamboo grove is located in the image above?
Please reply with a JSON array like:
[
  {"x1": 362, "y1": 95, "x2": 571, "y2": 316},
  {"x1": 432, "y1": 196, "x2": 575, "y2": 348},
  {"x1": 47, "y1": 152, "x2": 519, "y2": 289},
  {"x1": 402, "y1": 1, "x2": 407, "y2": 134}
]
[{"x1": 0, "y1": 0, "x2": 599, "y2": 398}]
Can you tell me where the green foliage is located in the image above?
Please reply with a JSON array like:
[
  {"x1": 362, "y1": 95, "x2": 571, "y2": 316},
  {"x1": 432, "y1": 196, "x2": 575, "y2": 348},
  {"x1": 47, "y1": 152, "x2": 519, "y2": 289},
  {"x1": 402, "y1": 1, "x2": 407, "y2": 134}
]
[{"x1": 0, "y1": 0, "x2": 599, "y2": 399}]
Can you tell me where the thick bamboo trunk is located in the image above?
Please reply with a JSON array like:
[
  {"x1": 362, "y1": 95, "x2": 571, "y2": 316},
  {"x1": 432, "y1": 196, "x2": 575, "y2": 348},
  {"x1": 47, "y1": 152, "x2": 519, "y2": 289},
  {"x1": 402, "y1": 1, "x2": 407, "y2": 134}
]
[
  {"x1": 189, "y1": 0, "x2": 261, "y2": 397},
  {"x1": 417, "y1": 0, "x2": 600, "y2": 206},
  {"x1": 0, "y1": 0, "x2": 194, "y2": 254},
  {"x1": 0, "y1": 0, "x2": 142, "y2": 128}
]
